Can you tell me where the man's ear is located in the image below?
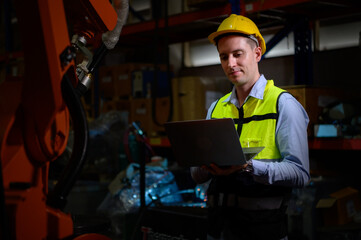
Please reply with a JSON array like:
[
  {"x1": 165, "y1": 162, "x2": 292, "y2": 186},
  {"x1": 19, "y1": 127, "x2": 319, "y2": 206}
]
[{"x1": 255, "y1": 46, "x2": 262, "y2": 62}]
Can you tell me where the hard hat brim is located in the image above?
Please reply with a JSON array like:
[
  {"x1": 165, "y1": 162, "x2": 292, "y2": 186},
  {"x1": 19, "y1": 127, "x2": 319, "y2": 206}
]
[
  {"x1": 208, "y1": 29, "x2": 248, "y2": 44},
  {"x1": 208, "y1": 30, "x2": 266, "y2": 55}
]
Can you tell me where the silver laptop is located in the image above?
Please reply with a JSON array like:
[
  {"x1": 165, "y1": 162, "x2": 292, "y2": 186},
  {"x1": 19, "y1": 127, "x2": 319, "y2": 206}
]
[{"x1": 164, "y1": 118, "x2": 264, "y2": 167}]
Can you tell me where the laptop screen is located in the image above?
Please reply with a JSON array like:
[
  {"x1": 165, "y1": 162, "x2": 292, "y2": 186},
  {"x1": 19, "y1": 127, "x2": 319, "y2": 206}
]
[{"x1": 164, "y1": 118, "x2": 263, "y2": 167}]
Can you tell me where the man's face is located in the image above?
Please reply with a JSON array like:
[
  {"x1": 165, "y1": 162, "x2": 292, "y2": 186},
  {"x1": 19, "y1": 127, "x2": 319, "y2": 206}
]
[{"x1": 217, "y1": 35, "x2": 262, "y2": 87}]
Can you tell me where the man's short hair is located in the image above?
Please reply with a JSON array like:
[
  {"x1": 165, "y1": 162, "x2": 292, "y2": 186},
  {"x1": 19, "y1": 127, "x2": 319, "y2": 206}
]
[{"x1": 215, "y1": 32, "x2": 259, "y2": 50}]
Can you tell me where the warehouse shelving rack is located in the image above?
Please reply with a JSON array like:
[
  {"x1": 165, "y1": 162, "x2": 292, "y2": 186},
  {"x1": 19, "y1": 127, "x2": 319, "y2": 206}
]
[
  {"x1": 117, "y1": 0, "x2": 361, "y2": 46},
  {"x1": 2, "y1": 0, "x2": 361, "y2": 62},
  {"x1": 2, "y1": 0, "x2": 361, "y2": 149},
  {"x1": 121, "y1": 0, "x2": 361, "y2": 150}
]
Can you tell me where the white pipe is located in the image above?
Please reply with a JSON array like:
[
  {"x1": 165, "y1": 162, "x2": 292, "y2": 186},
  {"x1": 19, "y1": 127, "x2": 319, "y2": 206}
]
[{"x1": 102, "y1": 0, "x2": 129, "y2": 50}]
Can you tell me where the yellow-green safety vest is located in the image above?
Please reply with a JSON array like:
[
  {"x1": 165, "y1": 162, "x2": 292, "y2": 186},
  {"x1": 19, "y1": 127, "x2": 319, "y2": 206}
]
[{"x1": 211, "y1": 80, "x2": 286, "y2": 161}]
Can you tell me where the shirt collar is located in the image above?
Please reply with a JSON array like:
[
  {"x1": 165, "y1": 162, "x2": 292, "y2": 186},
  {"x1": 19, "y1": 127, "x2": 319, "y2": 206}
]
[{"x1": 223, "y1": 74, "x2": 267, "y2": 108}]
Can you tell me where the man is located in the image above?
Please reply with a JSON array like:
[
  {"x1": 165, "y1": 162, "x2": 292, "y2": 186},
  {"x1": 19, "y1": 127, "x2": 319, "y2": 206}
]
[{"x1": 191, "y1": 14, "x2": 310, "y2": 240}]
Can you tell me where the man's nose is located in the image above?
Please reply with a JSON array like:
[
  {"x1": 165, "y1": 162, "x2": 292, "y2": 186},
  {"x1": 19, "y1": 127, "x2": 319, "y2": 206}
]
[{"x1": 228, "y1": 56, "x2": 237, "y2": 68}]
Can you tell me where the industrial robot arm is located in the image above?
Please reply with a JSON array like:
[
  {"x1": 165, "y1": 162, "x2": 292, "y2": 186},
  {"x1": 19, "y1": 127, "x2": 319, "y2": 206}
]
[
  {"x1": 0, "y1": 0, "x2": 128, "y2": 239},
  {"x1": 48, "y1": 0, "x2": 129, "y2": 211}
]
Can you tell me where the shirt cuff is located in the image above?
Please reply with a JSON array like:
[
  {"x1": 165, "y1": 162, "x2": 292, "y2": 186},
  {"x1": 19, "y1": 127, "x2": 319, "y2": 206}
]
[{"x1": 251, "y1": 160, "x2": 267, "y2": 176}]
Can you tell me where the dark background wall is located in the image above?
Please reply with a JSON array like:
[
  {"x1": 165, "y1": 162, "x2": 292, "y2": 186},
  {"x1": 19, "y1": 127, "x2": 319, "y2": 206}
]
[{"x1": 179, "y1": 46, "x2": 361, "y2": 90}]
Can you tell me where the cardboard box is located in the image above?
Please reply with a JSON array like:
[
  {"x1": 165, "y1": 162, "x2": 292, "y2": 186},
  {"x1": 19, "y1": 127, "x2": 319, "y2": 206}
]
[
  {"x1": 316, "y1": 187, "x2": 361, "y2": 226},
  {"x1": 101, "y1": 99, "x2": 131, "y2": 114},
  {"x1": 99, "y1": 65, "x2": 116, "y2": 99},
  {"x1": 153, "y1": 97, "x2": 171, "y2": 129},
  {"x1": 129, "y1": 98, "x2": 152, "y2": 135},
  {"x1": 129, "y1": 98, "x2": 171, "y2": 136},
  {"x1": 99, "y1": 64, "x2": 139, "y2": 99},
  {"x1": 281, "y1": 85, "x2": 360, "y2": 136},
  {"x1": 172, "y1": 76, "x2": 230, "y2": 121},
  {"x1": 99, "y1": 63, "x2": 170, "y2": 100},
  {"x1": 131, "y1": 70, "x2": 171, "y2": 98},
  {"x1": 112, "y1": 64, "x2": 134, "y2": 98},
  {"x1": 101, "y1": 98, "x2": 171, "y2": 136}
]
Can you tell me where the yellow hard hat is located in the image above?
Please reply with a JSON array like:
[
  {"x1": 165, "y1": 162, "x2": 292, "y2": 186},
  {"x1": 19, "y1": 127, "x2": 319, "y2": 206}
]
[{"x1": 208, "y1": 14, "x2": 266, "y2": 55}]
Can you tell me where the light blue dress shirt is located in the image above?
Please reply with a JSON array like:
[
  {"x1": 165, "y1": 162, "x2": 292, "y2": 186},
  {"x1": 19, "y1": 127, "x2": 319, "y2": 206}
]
[{"x1": 206, "y1": 75, "x2": 310, "y2": 187}]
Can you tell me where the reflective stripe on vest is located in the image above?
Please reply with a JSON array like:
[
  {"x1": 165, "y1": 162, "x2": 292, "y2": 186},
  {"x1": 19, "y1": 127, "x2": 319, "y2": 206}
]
[{"x1": 211, "y1": 80, "x2": 286, "y2": 160}]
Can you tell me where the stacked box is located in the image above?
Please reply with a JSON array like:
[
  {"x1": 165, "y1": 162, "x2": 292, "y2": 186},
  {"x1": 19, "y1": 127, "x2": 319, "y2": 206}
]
[
  {"x1": 99, "y1": 64, "x2": 144, "y2": 100},
  {"x1": 172, "y1": 76, "x2": 230, "y2": 121},
  {"x1": 316, "y1": 187, "x2": 361, "y2": 226},
  {"x1": 129, "y1": 97, "x2": 171, "y2": 136},
  {"x1": 101, "y1": 100, "x2": 131, "y2": 114},
  {"x1": 131, "y1": 70, "x2": 172, "y2": 98},
  {"x1": 98, "y1": 63, "x2": 171, "y2": 100},
  {"x1": 281, "y1": 85, "x2": 360, "y2": 137},
  {"x1": 98, "y1": 65, "x2": 116, "y2": 99},
  {"x1": 101, "y1": 97, "x2": 171, "y2": 136}
]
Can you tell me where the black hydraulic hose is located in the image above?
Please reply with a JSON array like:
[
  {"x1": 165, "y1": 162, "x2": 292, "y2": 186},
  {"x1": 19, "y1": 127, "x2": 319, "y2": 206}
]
[
  {"x1": 47, "y1": 73, "x2": 89, "y2": 210},
  {"x1": 76, "y1": 43, "x2": 108, "y2": 97},
  {"x1": 88, "y1": 43, "x2": 108, "y2": 74}
]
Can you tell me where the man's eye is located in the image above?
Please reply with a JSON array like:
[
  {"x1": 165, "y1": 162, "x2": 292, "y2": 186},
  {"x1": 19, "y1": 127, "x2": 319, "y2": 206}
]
[
  {"x1": 220, "y1": 56, "x2": 228, "y2": 61},
  {"x1": 234, "y1": 52, "x2": 242, "y2": 58}
]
